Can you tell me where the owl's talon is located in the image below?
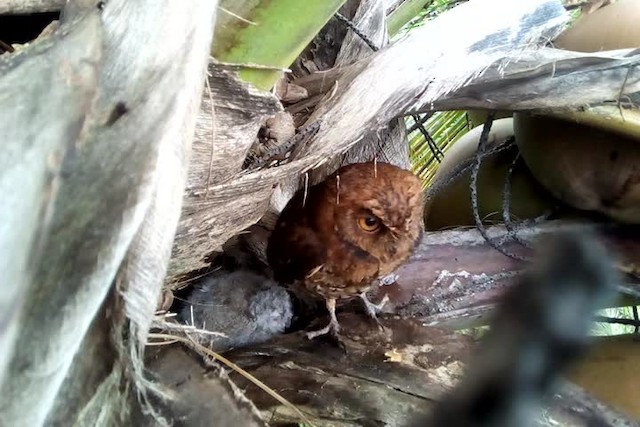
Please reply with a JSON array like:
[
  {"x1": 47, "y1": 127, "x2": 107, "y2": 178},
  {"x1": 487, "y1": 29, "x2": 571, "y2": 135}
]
[
  {"x1": 306, "y1": 316, "x2": 341, "y2": 340},
  {"x1": 307, "y1": 313, "x2": 340, "y2": 340},
  {"x1": 360, "y1": 292, "x2": 389, "y2": 319},
  {"x1": 307, "y1": 327, "x2": 347, "y2": 353},
  {"x1": 306, "y1": 298, "x2": 340, "y2": 340},
  {"x1": 379, "y1": 273, "x2": 399, "y2": 287}
]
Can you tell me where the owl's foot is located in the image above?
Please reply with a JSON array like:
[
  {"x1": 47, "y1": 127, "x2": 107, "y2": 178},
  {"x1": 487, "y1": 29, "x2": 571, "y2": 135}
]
[
  {"x1": 379, "y1": 273, "x2": 399, "y2": 287},
  {"x1": 360, "y1": 292, "x2": 389, "y2": 318},
  {"x1": 305, "y1": 319, "x2": 341, "y2": 340},
  {"x1": 360, "y1": 292, "x2": 389, "y2": 330},
  {"x1": 306, "y1": 298, "x2": 341, "y2": 340}
]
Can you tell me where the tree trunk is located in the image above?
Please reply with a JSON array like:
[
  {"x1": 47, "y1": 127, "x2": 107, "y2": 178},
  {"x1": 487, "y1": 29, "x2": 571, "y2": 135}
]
[
  {"x1": 376, "y1": 221, "x2": 640, "y2": 329},
  {"x1": 146, "y1": 313, "x2": 638, "y2": 426},
  {"x1": 0, "y1": 1, "x2": 218, "y2": 425}
]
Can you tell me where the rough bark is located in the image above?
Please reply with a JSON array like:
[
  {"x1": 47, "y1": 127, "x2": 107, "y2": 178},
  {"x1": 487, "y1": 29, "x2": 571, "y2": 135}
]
[
  {"x1": 147, "y1": 314, "x2": 638, "y2": 426},
  {"x1": 0, "y1": 0, "x2": 63, "y2": 14},
  {"x1": 150, "y1": 223, "x2": 640, "y2": 427},
  {"x1": 318, "y1": 0, "x2": 411, "y2": 180},
  {"x1": 431, "y1": 47, "x2": 640, "y2": 112},
  {"x1": 290, "y1": 0, "x2": 568, "y2": 162},
  {"x1": 0, "y1": 9, "x2": 101, "y2": 395},
  {"x1": 0, "y1": 0, "x2": 218, "y2": 425},
  {"x1": 293, "y1": 48, "x2": 640, "y2": 115},
  {"x1": 166, "y1": 0, "x2": 569, "y2": 284},
  {"x1": 5, "y1": 1, "x2": 636, "y2": 426},
  {"x1": 140, "y1": 346, "x2": 266, "y2": 427},
  {"x1": 167, "y1": 66, "x2": 282, "y2": 281},
  {"x1": 373, "y1": 221, "x2": 640, "y2": 329},
  {"x1": 288, "y1": 0, "x2": 411, "y2": 195},
  {"x1": 151, "y1": 315, "x2": 473, "y2": 426},
  {"x1": 45, "y1": 291, "x2": 124, "y2": 426}
]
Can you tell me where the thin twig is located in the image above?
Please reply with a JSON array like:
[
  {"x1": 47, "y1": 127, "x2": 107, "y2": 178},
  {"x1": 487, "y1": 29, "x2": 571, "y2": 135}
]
[
  {"x1": 214, "y1": 59, "x2": 291, "y2": 72},
  {"x1": 501, "y1": 151, "x2": 534, "y2": 250},
  {"x1": 411, "y1": 114, "x2": 443, "y2": 162},
  {"x1": 302, "y1": 172, "x2": 309, "y2": 208},
  {"x1": 152, "y1": 317, "x2": 227, "y2": 337},
  {"x1": 425, "y1": 139, "x2": 514, "y2": 202},
  {"x1": 334, "y1": 12, "x2": 380, "y2": 52},
  {"x1": 146, "y1": 338, "x2": 181, "y2": 346},
  {"x1": 470, "y1": 113, "x2": 527, "y2": 261},
  {"x1": 407, "y1": 112, "x2": 434, "y2": 134},
  {"x1": 218, "y1": 6, "x2": 257, "y2": 25},
  {"x1": 169, "y1": 266, "x2": 222, "y2": 289},
  {"x1": 594, "y1": 315, "x2": 640, "y2": 328},
  {"x1": 616, "y1": 64, "x2": 633, "y2": 123}
]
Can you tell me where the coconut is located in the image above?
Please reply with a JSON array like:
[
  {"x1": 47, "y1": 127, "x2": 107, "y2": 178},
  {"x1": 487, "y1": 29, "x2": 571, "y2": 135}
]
[
  {"x1": 513, "y1": 1, "x2": 640, "y2": 223},
  {"x1": 424, "y1": 118, "x2": 556, "y2": 231},
  {"x1": 514, "y1": 108, "x2": 640, "y2": 223},
  {"x1": 554, "y1": 0, "x2": 640, "y2": 52},
  {"x1": 567, "y1": 334, "x2": 640, "y2": 420}
]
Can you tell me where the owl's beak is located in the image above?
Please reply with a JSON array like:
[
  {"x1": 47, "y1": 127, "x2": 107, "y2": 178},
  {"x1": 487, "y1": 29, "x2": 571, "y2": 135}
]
[
  {"x1": 387, "y1": 226, "x2": 407, "y2": 239},
  {"x1": 388, "y1": 223, "x2": 410, "y2": 235}
]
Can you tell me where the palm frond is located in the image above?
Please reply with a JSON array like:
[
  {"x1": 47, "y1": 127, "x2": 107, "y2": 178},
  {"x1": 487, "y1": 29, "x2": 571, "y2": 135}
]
[{"x1": 408, "y1": 110, "x2": 469, "y2": 186}]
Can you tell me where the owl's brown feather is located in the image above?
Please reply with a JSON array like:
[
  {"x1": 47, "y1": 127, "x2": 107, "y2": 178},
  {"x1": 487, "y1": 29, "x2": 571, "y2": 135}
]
[{"x1": 267, "y1": 161, "x2": 424, "y2": 338}]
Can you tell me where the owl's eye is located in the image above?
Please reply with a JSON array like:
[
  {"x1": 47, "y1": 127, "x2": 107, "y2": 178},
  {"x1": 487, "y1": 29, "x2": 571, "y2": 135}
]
[{"x1": 357, "y1": 215, "x2": 381, "y2": 233}]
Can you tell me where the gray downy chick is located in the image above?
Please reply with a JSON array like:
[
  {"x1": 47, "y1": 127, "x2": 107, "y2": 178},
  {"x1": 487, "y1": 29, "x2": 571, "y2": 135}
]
[{"x1": 177, "y1": 270, "x2": 293, "y2": 352}]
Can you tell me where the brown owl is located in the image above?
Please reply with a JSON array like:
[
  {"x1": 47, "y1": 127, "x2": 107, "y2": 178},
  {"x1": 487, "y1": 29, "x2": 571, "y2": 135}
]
[{"x1": 267, "y1": 161, "x2": 425, "y2": 339}]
